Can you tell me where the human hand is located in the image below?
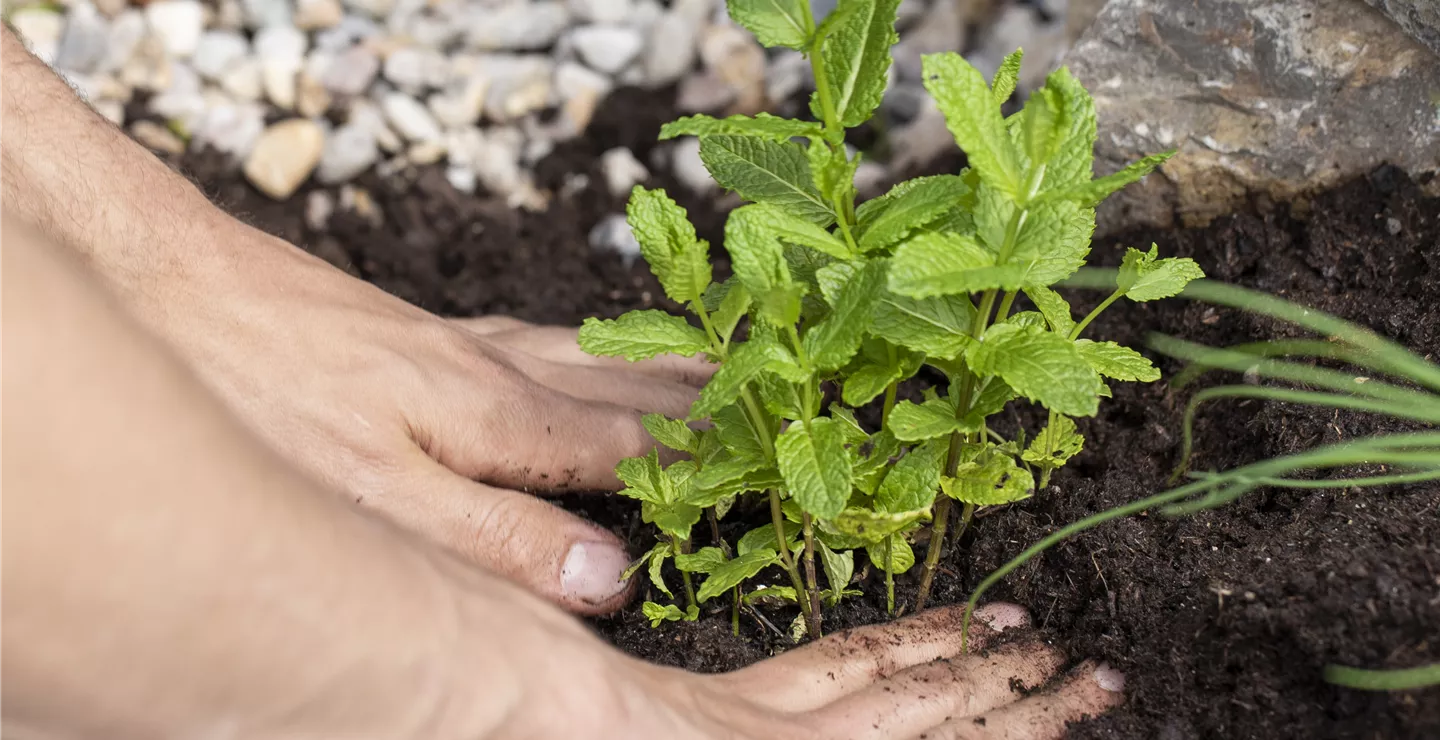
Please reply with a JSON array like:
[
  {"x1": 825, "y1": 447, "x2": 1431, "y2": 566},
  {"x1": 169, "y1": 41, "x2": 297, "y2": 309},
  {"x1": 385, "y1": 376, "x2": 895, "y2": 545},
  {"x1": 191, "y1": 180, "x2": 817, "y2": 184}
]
[
  {"x1": 119, "y1": 220, "x2": 713, "y2": 615},
  {"x1": 504, "y1": 602, "x2": 1124, "y2": 740}
]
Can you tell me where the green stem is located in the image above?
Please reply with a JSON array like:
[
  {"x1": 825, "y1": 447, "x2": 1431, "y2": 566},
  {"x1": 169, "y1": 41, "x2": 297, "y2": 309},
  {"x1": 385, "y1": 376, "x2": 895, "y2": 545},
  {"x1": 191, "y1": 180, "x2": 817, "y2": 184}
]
[
  {"x1": 768, "y1": 488, "x2": 812, "y2": 626},
  {"x1": 801, "y1": 513, "x2": 823, "y2": 637},
  {"x1": 674, "y1": 535, "x2": 696, "y2": 611},
  {"x1": 1325, "y1": 663, "x2": 1440, "y2": 691},
  {"x1": 1069, "y1": 289, "x2": 1123, "y2": 341},
  {"x1": 995, "y1": 290, "x2": 1018, "y2": 323},
  {"x1": 885, "y1": 535, "x2": 896, "y2": 616},
  {"x1": 914, "y1": 496, "x2": 951, "y2": 611},
  {"x1": 882, "y1": 381, "x2": 899, "y2": 427}
]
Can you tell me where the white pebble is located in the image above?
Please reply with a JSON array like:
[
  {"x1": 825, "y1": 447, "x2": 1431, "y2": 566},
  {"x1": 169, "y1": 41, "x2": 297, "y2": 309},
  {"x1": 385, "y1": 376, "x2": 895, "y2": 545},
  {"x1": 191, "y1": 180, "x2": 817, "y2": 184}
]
[
  {"x1": 317, "y1": 123, "x2": 380, "y2": 183},
  {"x1": 466, "y1": 1, "x2": 571, "y2": 51},
  {"x1": 589, "y1": 214, "x2": 641, "y2": 264},
  {"x1": 191, "y1": 31, "x2": 249, "y2": 81},
  {"x1": 381, "y1": 91, "x2": 443, "y2": 142},
  {"x1": 570, "y1": 25, "x2": 643, "y2": 75},
  {"x1": 144, "y1": 0, "x2": 205, "y2": 58},
  {"x1": 244, "y1": 118, "x2": 326, "y2": 199},
  {"x1": 601, "y1": 147, "x2": 649, "y2": 196}
]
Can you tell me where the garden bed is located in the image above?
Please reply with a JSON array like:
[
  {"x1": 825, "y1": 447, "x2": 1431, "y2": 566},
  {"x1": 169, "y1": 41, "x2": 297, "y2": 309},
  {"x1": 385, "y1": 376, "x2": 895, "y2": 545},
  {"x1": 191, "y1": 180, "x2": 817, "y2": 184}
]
[{"x1": 183, "y1": 88, "x2": 1439, "y2": 738}]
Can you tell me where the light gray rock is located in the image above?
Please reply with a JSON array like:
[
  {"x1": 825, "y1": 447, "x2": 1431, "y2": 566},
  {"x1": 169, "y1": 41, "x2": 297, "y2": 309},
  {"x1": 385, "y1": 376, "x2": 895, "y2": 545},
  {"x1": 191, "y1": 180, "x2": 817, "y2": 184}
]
[
  {"x1": 588, "y1": 213, "x2": 642, "y2": 264},
  {"x1": 348, "y1": 98, "x2": 404, "y2": 151},
  {"x1": 642, "y1": 10, "x2": 700, "y2": 86},
  {"x1": 383, "y1": 47, "x2": 449, "y2": 90},
  {"x1": 191, "y1": 101, "x2": 266, "y2": 159},
  {"x1": 628, "y1": 0, "x2": 664, "y2": 30},
  {"x1": 601, "y1": 147, "x2": 649, "y2": 195},
  {"x1": 553, "y1": 60, "x2": 611, "y2": 134},
  {"x1": 892, "y1": 0, "x2": 964, "y2": 83},
  {"x1": 1065, "y1": 0, "x2": 1440, "y2": 234},
  {"x1": 381, "y1": 91, "x2": 444, "y2": 142},
  {"x1": 676, "y1": 71, "x2": 736, "y2": 113},
  {"x1": 241, "y1": 0, "x2": 292, "y2": 29},
  {"x1": 427, "y1": 74, "x2": 491, "y2": 127},
  {"x1": 98, "y1": 10, "x2": 145, "y2": 74},
  {"x1": 466, "y1": 1, "x2": 571, "y2": 51},
  {"x1": 314, "y1": 14, "x2": 382, "y2": 51},
  {"x1": 255, "y1": 24, "x2": 308, "y2": 61},
  {"x1": 970, "y1": 4, "x2": 1064, "y2": 90},
  {"x1": 317, "y1": 123, "x2": 380, "y2": 182},
  {"x1": 244, "y1": 118, "x2": 325, "y2": 199},
  {"x1": 765, "y1": 50, "x2": 810, "y2": 105},
  {"x1": 220, "y1": 58, "x2": 265, "y2": 100},
  {"x1": 192, "y1": 31, "x2": 250, "y2": 81},
  {"x1": 144, "y1": 0, "x2": 205, "y2": 58},
  {"x1": 569, "y1": 0, "x2": 632, "y2": 25},
  {"x1": 571, "y1": 25, "x2": 643, "y2": 74},
  {"x1": 305, "y1": 190, "x2": 335, "y2": 231},
  {"x1": 446, "y1": 165, "x2": 478, "y2": 193},
  {"x1": 10, "y1": 7, "x2": 65, "y2": 65},
  {"x1": 669, "y1": 138, "x2": 714, "y2": 193},
  {"x1": 476, "y1": 54, "x2": 554, "y2": 121},
  {"x1": 321, "y1": 45, "x2": 380, "y2": 95},
  {"x1": 699, "y1": 24, "x2": 766, "y2": 112},
  {"x1": 342, "y1": 0, "x2": 395, "y2": 20},
  {"x1": 56, "y1": 2, "x2": 111, "y2": 74},
  {"x1": 1359, "y1": 0, "x2": 1440, "y2": 55}
]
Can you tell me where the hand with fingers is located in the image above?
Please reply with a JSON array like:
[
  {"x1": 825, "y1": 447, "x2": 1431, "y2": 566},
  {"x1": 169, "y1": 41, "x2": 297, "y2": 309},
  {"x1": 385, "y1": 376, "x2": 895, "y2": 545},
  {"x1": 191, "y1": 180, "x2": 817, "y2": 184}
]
[{"x1": 543, "y1": 603, "x2": 1124, "y2": 740}]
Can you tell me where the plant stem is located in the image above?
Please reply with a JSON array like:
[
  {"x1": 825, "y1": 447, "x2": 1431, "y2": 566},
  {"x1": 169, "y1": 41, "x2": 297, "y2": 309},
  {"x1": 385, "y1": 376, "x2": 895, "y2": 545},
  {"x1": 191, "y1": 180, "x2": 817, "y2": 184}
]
[
  {"x1": 674, "y1": 535, "x2": 697, "y2": 611},
  {"x1": 801, "y1": 513, "x2": 823, "y2": 637},
  {"x1": 1069, "y1": 288, "x2": 1122, "y2": 341},
  {"x1": 768, "y1": 488, "x2": 813, "y2": 626},
  {"x1": 885, "y1": 534, "x2": 896, "y2": 615},
  {"x1": 915, "y1": 496, "x2": 950, "y2": 611},
  {"x1": 882, "y1": 381, "x2": 899, "y2": 427},
  {"x1": 995, "y1": 290, "x2": 1018, "y2": 323}
]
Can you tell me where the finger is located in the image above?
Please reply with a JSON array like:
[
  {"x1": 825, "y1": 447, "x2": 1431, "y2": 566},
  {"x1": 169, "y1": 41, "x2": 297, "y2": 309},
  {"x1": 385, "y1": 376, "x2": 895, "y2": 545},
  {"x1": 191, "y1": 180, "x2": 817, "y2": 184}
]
[
  {"x1": 912, "y1": 661, "x2": 1126, "y2": 740},
  {"x1": 816, "y1": 641, "x2": 1065, "y2": 740},
  {"x1": 722, "y1": 602, "x2": 1031, "y2": 712},
  {"x1": 502, "y1": 351, "x2": 699, "y2": 420},
  {"x1": 369, "y1": 454, "x2": 635, "y2": 615},
  {"x1": 453, "y1": 318, "x2": 717, "y2": 388},
  {"x1": 424, "y1": 366, "x2": 657, "y2": 492},
  {"x1": 453, "y1": 315, "x2": 534, "y2": 335}
]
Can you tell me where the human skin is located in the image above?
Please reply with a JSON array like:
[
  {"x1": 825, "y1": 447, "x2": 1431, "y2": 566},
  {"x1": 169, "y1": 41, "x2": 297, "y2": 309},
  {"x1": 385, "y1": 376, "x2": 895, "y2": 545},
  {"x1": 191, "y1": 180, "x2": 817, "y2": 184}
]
[
  {"x1": 2, "y1": 214, "x2": 1124, "y2": 738},
  {"x1": 2, "y1": 25, "x2": 717, "y2": 614}
]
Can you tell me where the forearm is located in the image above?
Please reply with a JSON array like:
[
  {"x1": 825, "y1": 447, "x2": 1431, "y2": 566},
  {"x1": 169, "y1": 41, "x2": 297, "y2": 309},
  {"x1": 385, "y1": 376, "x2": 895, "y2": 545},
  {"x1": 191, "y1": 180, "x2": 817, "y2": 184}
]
[
  {"x1": 0, "y1": 216, "x2": 584, "y2": 739},
  {"x1": 0, "y1": 26, "x2": 247, "y2": 289}
]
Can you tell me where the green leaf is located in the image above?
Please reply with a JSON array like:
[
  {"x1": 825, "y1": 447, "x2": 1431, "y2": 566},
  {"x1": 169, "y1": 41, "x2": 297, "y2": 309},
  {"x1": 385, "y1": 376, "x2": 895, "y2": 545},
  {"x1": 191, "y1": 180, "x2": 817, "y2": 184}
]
[
  {"x1": 972, "y1": 193, "x2": 1094, "y2": 288},
  {"x1": 726, "y1": 0, "x2": 811, "y2": 50},
  {"x1": 626, "y1": 186, "x2": 711, "y2": 303},
  {"x1": 991, "y1": 48, "x2": 1023, "y2": 105},
  {"x1": 1076, "y1": 340, "x2": 1160, "y2": 382},
  {"x1": 642, "y1": 601, "x2": 690, "y2": 627},
  {"x1": 744, "y1": 585, "x2": 799, "y2": 605},
  {"x1": 855, "y1": 175, "x2": 972, "y2": 253},
  {"x1": 871, "y1": 284, "x2": 977, "y2": 360},
  {"x1": 647, "y1": 543, "x2": 673, "y2": 596},
  {"x1": 807, "y1": 138, "x2": 860, "y2": 209},
  {"x1": 969, "y1": 377, "x2": 1017, "y2": 418},
  {"x1": 888, "y1": 397, "x2": 977, "y2": 442},
  {"x1": 756, "y1": 372, "x2": 807, "y2": 421},
  {"x1": 875, "y1": 440, "x2": 942, "y2": 513},
  {"x1": 1039, "y1": 151, "x2": 1173, "y2": 207},
  {"x1": 942, "y1": 448, "x2": 1034, "y2": 505},
  {"x1": 758, "y1": 204, "x2": 853, "y2": 260},
  {"x1": 922, "y1": 52, "x2": 1022, "y2": 195},
  {"x1": 852, "y1": 429, "x2": 900, "y2": 495},
  {"x1": 828, "y1": 404, "x2": 871, "y2": 444},
  {"x1": 1005, "y1": 311, "x2": 1048, "y2": 331},
  {"x1": 711, "y1": 280, "x2": 752, "y2": 342},
  {"x1": 833, "y1": 507, "x2": 928, "y2": 544},
  {"x1": 579, "y1": 312, "x2": 709, "y2": 362},
  {"x1": 725, "y1": 205, "x2": 793, "y2": 298},
  {"x1": 1116, "y1": 244, "x2": 1206, "y2": 302},
  {"x1": 815, "y1": 0, "x2": 901, "y2": 128},
  {"x1": 1034, "y1": 67, "x2": 1097, "y2": 192},
  {"x1": 645, "y1": 500, "x2": 701, "y2": 540},
  {"x1": 694, "y1": 455, "x2": 765, "y2": 493},
  {"x1": 804, "y1": 259, "x2": 886, "y2": 371},
  {"x1": 1019, "y1": 84, "x2": 1069, "y2": 168},
  {"x1": 1021, "y1": 414, "x2": 1084, "y2": 471},
  {"x1": 691, "y1": 335, "x2": 801, "y2": 419},
  {"x1": 661, "y1": 112, "x2": 821, "y2": 141},
  {"x1": 818, "y1": 541, "x2": 855, "y2": 603},
  {"x1": 776, "y1": 418, "x2": 853, "y2": 520},
  {"x1": 675, "y1": 546, "x2": 729, "y2": 573},
  {"x1": 738, "y1": 521, "x2": 801, "y2": 557},
  {"x1": 713, "y1": 404, "x2": 772, "y2": 461},
  {"x1": 841, "y1": 339, "x2": 924, "y2": 406},
  {"x1": 867, "y1": 536, "x2": 914, "y2": 574},
  {"x1": 615, "y1": 450, "x2": 668, "y2": 504},
  {"x1": 623, "y1": 541, "x2": 669, "y2": 581},
  {"x1": 700, "y1": 136, "x2": 834, "y2": 225},
  {"x1": 697, "y1": 548, "x2": 780, "y2": 602},
  {"x1": 1024, "y1": 286, "x2": 1076, "y2": 336},
  {"x1": 643, "y1": 413, "x2": 698, "y2": 454},
  {"x1": 966, "y1": 323, "x2": 1101, "y2": 417},
  {"x1": 889, "y1": 231, "x2": 1027, "y2": 298}
]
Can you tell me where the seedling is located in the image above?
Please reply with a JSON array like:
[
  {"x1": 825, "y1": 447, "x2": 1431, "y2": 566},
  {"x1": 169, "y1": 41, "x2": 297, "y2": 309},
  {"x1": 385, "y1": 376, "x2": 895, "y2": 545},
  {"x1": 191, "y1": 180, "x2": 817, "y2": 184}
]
[
  {"x1": 581, "y1": 0, "x2": 1197, "y2": 636},
  {"x1": 962, "y1": 278, "x2": 1440, "y2": 659}
]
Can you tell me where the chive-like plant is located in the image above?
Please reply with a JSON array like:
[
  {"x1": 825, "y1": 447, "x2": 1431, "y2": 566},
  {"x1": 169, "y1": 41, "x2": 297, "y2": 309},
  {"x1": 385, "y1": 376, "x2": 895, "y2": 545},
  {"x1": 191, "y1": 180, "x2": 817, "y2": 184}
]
[
  {"x1": 581, "y1": 0, "x2": 1198, "y2": 637},
  {"x1": 961, "y1": 277, "x2": 1440, "y2": 659}
]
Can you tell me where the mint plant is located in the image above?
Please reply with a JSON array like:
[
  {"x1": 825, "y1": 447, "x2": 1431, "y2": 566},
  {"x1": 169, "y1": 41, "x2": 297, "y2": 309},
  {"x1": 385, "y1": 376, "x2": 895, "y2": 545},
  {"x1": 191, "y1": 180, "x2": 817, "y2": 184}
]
[{"x1": 579, "y1": 0, "x2": 1203, "y2": 637}]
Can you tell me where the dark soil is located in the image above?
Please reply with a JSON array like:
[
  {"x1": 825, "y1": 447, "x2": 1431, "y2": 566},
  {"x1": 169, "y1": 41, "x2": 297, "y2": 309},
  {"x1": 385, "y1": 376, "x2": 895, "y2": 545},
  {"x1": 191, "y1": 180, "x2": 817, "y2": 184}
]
[{"x1": 175, "y1": 84, "x2": 1439, "y2": 739}]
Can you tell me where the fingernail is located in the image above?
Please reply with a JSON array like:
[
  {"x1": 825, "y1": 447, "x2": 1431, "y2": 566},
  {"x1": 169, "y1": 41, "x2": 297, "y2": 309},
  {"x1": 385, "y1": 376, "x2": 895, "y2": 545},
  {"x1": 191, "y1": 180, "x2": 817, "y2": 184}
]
[
  {"x1": 1093, "y1": 662, "x2": 1126, "y2": 693},
  {"x1": 973, "y1": 602, "x2": 1030, "y2": 633},
  {"x1": 561, "y1": 541, "x2": 631, "y2": 604}
]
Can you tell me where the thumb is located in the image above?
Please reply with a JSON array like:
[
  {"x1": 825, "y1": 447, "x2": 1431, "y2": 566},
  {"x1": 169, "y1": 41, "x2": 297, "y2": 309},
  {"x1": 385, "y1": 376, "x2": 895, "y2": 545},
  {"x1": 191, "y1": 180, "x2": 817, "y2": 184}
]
[{"x1": 372, "y1": 453, "x2": 636, "y2": 615}]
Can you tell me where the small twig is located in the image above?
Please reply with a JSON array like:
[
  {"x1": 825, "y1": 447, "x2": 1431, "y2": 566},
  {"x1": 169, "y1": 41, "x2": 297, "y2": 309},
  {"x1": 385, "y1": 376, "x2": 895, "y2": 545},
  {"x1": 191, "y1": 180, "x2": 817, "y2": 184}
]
[{"x1": 745, "y1": 604, "x2": 786, "y2": 640}]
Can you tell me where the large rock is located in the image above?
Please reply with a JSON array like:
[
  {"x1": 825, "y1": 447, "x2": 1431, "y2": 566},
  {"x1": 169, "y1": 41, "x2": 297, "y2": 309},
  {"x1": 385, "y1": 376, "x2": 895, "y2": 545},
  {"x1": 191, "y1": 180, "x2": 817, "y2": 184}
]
[
  {"x1": 1065, "y1": 0, "x2": 1440, "y2": 235},
  {"x1": 1359, "y1": 0, "x2": 1440, "y2": 55}
]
